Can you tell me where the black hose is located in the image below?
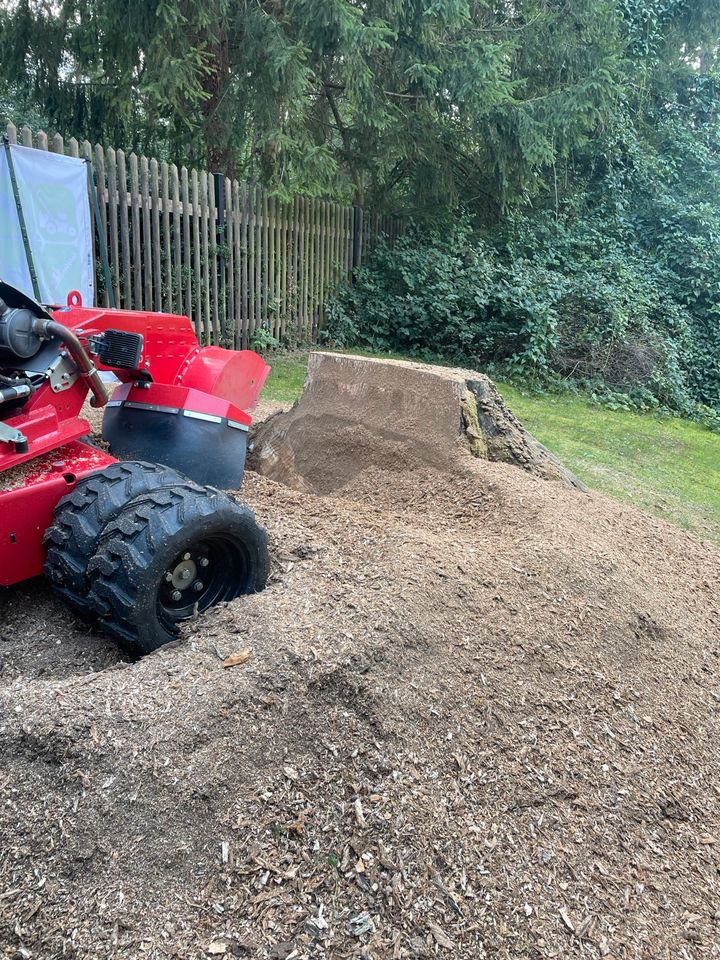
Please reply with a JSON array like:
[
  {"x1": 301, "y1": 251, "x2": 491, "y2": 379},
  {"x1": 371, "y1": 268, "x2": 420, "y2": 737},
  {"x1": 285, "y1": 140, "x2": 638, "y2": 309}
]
[{"x1": 0, "y1": 383, "x2": 31, "y2": 404}]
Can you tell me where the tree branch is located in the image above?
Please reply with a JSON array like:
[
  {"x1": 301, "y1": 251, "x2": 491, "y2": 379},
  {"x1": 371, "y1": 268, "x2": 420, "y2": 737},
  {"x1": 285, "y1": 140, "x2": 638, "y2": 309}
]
[{"x1": 324, "y1": 85, "x2": 352, "y2": 157}]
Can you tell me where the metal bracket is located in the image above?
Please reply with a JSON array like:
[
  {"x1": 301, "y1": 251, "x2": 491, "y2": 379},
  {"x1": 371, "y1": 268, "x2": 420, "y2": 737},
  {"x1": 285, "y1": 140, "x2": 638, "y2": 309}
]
[
  {"x1": 46, "y1": 353, "x2": 79, "y2": 393},
  {"x1": 0, "y1": 420, "x2": 27, "y2": 449}
]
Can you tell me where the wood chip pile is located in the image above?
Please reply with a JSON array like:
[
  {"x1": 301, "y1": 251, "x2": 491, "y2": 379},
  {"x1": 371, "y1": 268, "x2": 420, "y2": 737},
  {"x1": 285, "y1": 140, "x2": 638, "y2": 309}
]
[{"x1": 1, "y1": 359, "x2": 718, "y2": 959}]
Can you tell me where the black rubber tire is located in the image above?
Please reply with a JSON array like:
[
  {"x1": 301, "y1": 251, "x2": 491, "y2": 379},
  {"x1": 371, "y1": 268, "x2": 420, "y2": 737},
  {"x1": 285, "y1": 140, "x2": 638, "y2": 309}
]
[
  {"x1": 44, "y1": 460, "x2": 186, "y2": 614},
  {"x1": 86, "y1": 484, "x2": 270, "y2": 657}
]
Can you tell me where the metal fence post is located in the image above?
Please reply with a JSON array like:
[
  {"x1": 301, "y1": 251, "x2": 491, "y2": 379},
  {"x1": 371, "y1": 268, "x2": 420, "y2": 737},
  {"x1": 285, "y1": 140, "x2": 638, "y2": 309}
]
[{"x1": 3, "y1": 136, "x2": 41, "y2": 300}]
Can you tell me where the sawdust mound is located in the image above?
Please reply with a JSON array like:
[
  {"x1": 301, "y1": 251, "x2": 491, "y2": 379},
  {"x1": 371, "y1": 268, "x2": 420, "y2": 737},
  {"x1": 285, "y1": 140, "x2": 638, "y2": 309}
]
[{"x1": 1, "y1": 359, "x2": 719, "y2": 960}]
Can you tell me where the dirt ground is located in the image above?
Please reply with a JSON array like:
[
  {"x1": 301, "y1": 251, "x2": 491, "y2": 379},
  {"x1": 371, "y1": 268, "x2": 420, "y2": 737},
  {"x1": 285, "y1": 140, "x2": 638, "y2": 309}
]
[{"x1": 1, "y1": 364, "x2": 720, "y2": 959}]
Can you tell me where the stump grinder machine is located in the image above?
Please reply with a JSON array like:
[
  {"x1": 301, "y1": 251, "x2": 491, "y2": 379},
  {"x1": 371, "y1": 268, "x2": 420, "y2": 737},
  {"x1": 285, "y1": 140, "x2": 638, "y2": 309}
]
[{"x1": 0, "y1": 279, "x2": 271, "y2": 657}]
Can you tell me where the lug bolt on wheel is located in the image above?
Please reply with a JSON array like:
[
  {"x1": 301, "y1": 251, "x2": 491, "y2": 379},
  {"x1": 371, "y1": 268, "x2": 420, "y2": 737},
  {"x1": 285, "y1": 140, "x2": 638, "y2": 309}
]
[
  {"x1": 193, "y1": 581, "x2": 204, "y2": 592},
  {"x1": 199, "y1": 557, "x2": 209, "y2": 567},
  {"x1": 164, "y1": 572, "x2": 173, "y2": 582},
  {"x1": 171, "y1": 590, "x2": 182, "y2": 601}
]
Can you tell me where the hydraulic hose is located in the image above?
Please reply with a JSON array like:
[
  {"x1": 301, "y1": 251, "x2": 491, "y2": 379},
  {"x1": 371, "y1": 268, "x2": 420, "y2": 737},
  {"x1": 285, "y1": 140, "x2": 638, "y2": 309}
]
[
  {"x1": 32, "y1": 317, "x2": 108, "y2": 408},
  {"x1": 0, "y1": 383, "x2": 31, "y2": 405}
]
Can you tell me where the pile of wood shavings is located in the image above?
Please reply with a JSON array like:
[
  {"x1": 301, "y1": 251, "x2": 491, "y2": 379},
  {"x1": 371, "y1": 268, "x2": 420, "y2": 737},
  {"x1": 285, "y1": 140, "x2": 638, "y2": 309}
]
[{"x1": 0, "y1": 410, "x2": 719, "y2": 959}]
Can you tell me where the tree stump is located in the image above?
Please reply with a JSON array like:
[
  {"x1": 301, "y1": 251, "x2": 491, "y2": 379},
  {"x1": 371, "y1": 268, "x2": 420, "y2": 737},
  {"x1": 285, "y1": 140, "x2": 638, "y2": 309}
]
[{"x1": 251, "y1": 352, "x2": 586, "y2": 493}]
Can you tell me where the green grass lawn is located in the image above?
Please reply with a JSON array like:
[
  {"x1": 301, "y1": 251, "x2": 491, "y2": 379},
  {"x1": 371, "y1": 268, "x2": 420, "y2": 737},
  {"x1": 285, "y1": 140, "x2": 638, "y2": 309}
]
[
  {"x1": 263, "y1": 351, "x2": 720, "y2": 544},
  {"x1": 498, "y1": 383, "x2": 720, "y2": 542},
  {"x1": 262, "y1": 352, "x2": 310, "y2": 405}
]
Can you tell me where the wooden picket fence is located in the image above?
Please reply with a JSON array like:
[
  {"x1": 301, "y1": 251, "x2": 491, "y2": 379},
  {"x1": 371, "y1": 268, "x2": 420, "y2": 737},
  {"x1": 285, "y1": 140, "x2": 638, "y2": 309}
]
[{"x1": 4, "y1": 122, "x2": 403, "y2": 346}]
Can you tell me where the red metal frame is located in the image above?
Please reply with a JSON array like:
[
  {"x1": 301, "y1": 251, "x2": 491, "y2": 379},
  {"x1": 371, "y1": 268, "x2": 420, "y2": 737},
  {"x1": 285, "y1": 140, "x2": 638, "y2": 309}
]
[
  {"x1": 0, "y1": 442, "x2": 118, "y2": 585},
  {"x1": 0, "y1": 295, "x2": 270, "y2": 587}
]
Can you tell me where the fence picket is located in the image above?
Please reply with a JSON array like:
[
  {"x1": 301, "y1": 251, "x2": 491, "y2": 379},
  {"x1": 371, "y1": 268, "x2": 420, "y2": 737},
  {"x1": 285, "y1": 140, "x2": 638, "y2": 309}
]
[
  {"x1": 245, "y1": 185, "x2": 254, "y2": 344},
  {"x1": 117, "y1": 150, "x2": 132, "y2": 305},
  {"x1": 191, "y1": 169, "x2": 202, "y2": 338},
  {"x1": 241, "y1": 183, "x2": 250, "y2": 348},
  {"x1": 106, "y1": 147, "x2": 121, "y2": 306},
  {"x1": 225, "y1": 178, "x2": 234, "y2": 346},
  {"x1": 232, "y1": 180, "x2": 241, "y2": 347},
  {"x1": 208, "y1": 173, "x2": 219, "y2": 343},
  {"x1": 308, "y1": 199, "x2": 317, "y2": 339},
  {"x1": 254, "y1": 184, "x2": 262, "y2": 341},
  {"x1": 291, "y1": 196, "x2": 300, "y2": 334},
  {"x1": 140, "y1": 157, "x2": 153, "y2": 309},
  {"x1": 2, "y1": 122, "x2": 402, "y2": 338},
  {"x1": 317, "y1": 201, "x2": 327, "y2": 336},
  {"x1": 261, "y1": 185, "x2": 269, "y2": 337},
  {"x1": 147, "y1": 159, "x2": 161, "y2": 310},
  {"x1": 303, "y1": 198, "x2": 311, "y2": 339},
  {"x1": 337, "y1": 203, "x2": 344, "y2": 289},
  {"x1": 344, "y1": 205, "x2": 352, "y2": 282},
  {"x1": 201, "y1": 172, "x2": 211, "y2": 339},
  {"x1": 181, "y1": 167, "x2": 192, "y2": 321},
  {"x1": 159, "y1": 161, "x2": 171, "y2": 312},
  {"x1": 280, "y1": 199, "x2": 289, "y2": 338},
  {"x1": 92, "y1": 144, "x2": 108, "y2": 305},
  {"x1": 326, "y1": 202, "x2": 334, "y2": 322},
  {"x1": 313, "y1": 199, "x2": 321, "y2": 337},
  {"x1": 129, "y1": 153, "x2": 142, "y2": 308},
  {"x1": 268, "y1": 195, "x2": 276, "y2": 339},
  {"x1": 296, "y1": 198, "x2": 304, "y2": 338},
  {"x1": 171, "y1": 165, "x2": 182, "y2": 314}
]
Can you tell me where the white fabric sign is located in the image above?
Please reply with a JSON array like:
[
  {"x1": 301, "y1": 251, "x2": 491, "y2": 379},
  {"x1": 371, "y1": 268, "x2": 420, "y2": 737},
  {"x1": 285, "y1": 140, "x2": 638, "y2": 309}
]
[{"x1": 0, "y1": 144, "x2": 94, "y2": 305}]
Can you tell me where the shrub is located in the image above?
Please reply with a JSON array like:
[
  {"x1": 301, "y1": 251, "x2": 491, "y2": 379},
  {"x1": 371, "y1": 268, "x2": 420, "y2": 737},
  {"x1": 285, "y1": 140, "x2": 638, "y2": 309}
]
[{"x1": 324, "y1": 211, "x2": 716, "y2": 426}]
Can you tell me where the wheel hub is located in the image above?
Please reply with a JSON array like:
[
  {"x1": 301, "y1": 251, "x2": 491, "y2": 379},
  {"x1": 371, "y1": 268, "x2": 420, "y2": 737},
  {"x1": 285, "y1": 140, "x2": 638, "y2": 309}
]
[
  {"x1": 157, "y1": 535, "x2": 251, "y2": 630},
  {"x1": 170, "y1": 556, "x2": 197, "y2": 591}
]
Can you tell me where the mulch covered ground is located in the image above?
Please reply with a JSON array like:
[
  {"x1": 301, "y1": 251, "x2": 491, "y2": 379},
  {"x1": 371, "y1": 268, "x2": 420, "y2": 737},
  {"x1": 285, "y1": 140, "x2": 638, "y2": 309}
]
[{"x1": 1, "y1": 371, "x2": 719, "y2": 959}]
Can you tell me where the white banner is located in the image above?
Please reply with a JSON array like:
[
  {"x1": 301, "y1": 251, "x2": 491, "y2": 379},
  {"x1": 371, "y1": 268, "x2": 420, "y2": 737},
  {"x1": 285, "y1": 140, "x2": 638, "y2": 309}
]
[{"x1": 0, "y1": 144, "x2": 94, "y2": 306}]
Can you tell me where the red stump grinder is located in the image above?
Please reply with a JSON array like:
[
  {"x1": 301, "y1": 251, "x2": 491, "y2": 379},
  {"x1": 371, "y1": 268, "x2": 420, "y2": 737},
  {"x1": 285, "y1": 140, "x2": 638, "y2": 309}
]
[{"x1": 0, "y1": 279, "x2": 271, "y2": 657}]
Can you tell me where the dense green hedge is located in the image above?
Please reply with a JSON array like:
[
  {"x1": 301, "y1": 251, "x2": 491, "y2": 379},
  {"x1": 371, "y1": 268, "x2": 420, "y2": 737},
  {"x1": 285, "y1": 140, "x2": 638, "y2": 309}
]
[
  {"x1": 325, "y1": 107, "x2": 720, "y2": 428},
  {"x1": 324, "y1": 28, "x2": 720, "y2": 429},
  {"x1": 325, "y1": 217, "x2": 718, "y2": 427}
]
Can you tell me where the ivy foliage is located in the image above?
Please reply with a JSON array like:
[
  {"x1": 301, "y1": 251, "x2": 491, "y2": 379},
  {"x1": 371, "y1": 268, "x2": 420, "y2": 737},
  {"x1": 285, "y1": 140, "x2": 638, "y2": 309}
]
[{"x1": 326, "y1": 166, "x2": 720, "y2": 424}]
